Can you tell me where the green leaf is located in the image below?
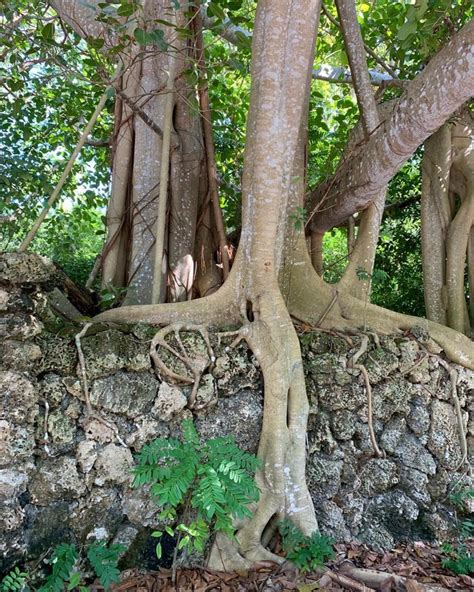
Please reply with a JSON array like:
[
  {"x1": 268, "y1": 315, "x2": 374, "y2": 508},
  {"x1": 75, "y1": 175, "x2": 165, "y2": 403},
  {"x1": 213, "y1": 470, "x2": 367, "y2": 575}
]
[
  {"x1": 397, "y1": 21, "x2": 417, "y2": 41},
  {"x1": 133, "y1": 27, "x2": 147, "y2": 45},
  {"x1": 155, "y1": 543, "x2": 162, "y2": 559},
  {"x1": 42, "y1": 23, "x2": 55, "y2": 41}
]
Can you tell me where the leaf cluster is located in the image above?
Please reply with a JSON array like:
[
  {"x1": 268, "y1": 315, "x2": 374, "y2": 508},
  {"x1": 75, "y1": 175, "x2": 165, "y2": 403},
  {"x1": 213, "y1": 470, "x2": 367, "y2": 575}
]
[
  {"x1": 279, "y1": 520, "x2": 334, "y2": 574},
  {"x1": 0, "y1": 567, "x2": 29, "y2": 592},
  {"x1": 441, "y1": 544, "x2": 474, "y2": 575},
  {"x1": 0, "y1": 541, "x2": 126, "y2": 592},
  {"x1": 132, "y1": 419, "x2": 260, "y2": 558}
]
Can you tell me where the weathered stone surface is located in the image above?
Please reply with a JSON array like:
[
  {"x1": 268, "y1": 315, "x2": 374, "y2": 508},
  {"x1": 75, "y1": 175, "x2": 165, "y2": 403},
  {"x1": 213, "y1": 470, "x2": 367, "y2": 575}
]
[
  {"x1": 407, "y1": 401, "x2": 431, "y2": 435},
  {"x1": 307, "y1": 411, "x2": 338, "y2": 455},
  {"x1": 0, "y1": 504, "x2": 25, "y2": 532},
  {"x1": 364, "y1": 348, "x2": 399, "y2": 384},
  {"x1": 152, "y1": 381, "x2": 187, "y2": 421},
  {"x1": 212, "y1": 343, "x2": 261, "y2": 397},
  {"x1": 194, "y1": 374, "x2": 217, "y2": 411},
  {"x1": 48, "y1": 410, "x2": 76, "y2": 444},
  {"x1": 400, "y1": 468, "x2": 431, "y2": 507},
  {"x1": 0, "y1": 252, "x2": 60, "y2": 285},
  {"x1": 35, "y1": 333, "x2": 77, "y2": 375},
  {"x1": 372, "y1": 378, "x2": 415, "y2": 421},
  {"x1": 25, "y1": 502, "x2": 74, "y2": 557},
  {"x1": 318, "y1": 383, "x2": 366, "y2": 411},
  {"x1": 330, "y1": 409, "x2": 357, "y2": 441},
  {"x1": 381, "y1": 417, "x2": 436, "y2": 475},
  {"x1": 195, "y1": 389, "x2": 262, "y2": 453},
  {"x1": 29, "y1": 457, "x2": 86, "y2": 505},
  {"x1": 122, "y1": 487, "x2": 160, "y2": 527},
  {"x1": 94, "y1": 444, "x2": 134, "y2": 486},
  {"x1": 70, "y1": 488, "x2": 123, "y2": 540},
  {"x1": 359, "y1": 459, "x2": 399, "y2": 495},
  {"x1": 315, "y1": 500, "x2": 351, "y2": 542},
  {"x1": 0, "y1": 470, "x2": 28, "y2": 501},
  {"x1": 0, "y1": 340, "x2": 42, "y2": 370},
  {"x1": 39, "y1": 373, "x2": 69, "y2": 408},
  {"x1": 82, "y1": 330, "x2": 150, "y2": 379},
  {"x1": 0, "y1": 371, "x2": 38, "y2": 424},
  {"x1": 0, "y1": 313, "x2": 43, "y2": 341},
  {"x1": 126, "y1": 418, "x2": 169, "y2": 451},
  {"x1": 308, "y1": 456, "x2": 343, "y2": 499},
  {"x1": 428, "y1": 400, "x2": 463, "y2": 469},
  {"x1": 0, "y1": 423, "x2": 36, "y2": 466},
  {"x1": 91, "y1": 371, "x2": 159, "y2": 417},
  {"x1": 76, "y1": 440, "x2": 98, "y2": 473}
]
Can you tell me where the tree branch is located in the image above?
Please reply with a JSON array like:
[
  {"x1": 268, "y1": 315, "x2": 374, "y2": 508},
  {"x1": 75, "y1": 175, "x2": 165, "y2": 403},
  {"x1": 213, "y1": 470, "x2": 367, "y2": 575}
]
[{"x1": 308, "y1": 18, "x2": 474, "y2": 234}]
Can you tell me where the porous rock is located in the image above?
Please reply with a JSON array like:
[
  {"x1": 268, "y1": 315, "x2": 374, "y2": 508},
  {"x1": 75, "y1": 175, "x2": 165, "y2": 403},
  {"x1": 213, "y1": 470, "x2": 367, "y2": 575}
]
[
  {"x1": 91, "y1": 371, "x2": 159, "y2": 417},
  {"x1": 29, "y1": 457, "x2": 86, "y2": 505},
  {"x1": 93, "y1": 444, "x2": 134, "y2": 486},
  {"x1": 152, "y1": 381, "x2": 187, "y2": 421}
]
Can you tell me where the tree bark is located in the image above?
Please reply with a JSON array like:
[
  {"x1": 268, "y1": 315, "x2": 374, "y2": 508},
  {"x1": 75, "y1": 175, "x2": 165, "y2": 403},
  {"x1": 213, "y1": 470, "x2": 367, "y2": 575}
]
[{"x1": 333, "y1": 0, "x2": 386, "y2": 298}]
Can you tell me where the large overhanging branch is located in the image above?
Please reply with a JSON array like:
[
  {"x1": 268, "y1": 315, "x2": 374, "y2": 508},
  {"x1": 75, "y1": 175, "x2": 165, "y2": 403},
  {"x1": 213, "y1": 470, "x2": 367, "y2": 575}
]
[{"x1": 308, "y1": 18, "x2": 474, "y2": 234}]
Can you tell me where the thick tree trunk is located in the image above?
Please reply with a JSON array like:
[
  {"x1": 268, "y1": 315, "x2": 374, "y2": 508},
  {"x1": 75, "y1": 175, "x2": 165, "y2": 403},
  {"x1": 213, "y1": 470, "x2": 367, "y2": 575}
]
[{"x1": 208, "y1": 0, "x2": 321, "y2": 569}]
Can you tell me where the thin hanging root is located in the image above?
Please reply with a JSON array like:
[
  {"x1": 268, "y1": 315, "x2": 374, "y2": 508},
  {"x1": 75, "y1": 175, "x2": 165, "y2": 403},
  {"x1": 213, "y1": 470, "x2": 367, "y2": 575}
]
[
  {"x1": 74, "y1": 323, "x2": 127, "y2": 447},
  {"x1": 150, "y1": 323, "x2": 216, "y2": 408},
  {"x1": 409, "y1": 338, "x2": 470, "y2": 475},
  {"x1": 348, "y1": 334, "x2": 384, "y2": 458},
  {"x1": 438, "y1": 358, "x2": 470, "y2": 474}
]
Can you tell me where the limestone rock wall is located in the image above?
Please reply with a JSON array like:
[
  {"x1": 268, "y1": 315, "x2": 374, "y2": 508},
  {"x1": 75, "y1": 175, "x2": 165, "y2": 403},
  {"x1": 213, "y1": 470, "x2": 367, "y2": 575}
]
[{"x1": 0, "y1": 253, "x2": 472, "y2": 572}]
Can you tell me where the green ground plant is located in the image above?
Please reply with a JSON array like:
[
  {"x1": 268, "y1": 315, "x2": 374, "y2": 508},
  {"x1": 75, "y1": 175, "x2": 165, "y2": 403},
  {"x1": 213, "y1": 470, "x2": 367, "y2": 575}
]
[
  {"x1": 0, "y1": 541, "x2": 125, "y2": 592},
  {"x1": 441, "y1": 486, "x2": 474, "y2": 575},
  {"x1": 279, "y1": 519, "x2": 334, "y2": 573},
  {"x1": 132, "y1": 420, "x2": 261, "y2": 563}
]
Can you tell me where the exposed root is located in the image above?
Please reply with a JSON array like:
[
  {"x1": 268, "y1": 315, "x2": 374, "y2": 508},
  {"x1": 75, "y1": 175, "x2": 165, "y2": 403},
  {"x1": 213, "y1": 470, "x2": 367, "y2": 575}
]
[
  {"x1": 437, "y1": 358, "x2": 469, "y2": 474},
  {"x1": 150, "y1": 323, "x2": 215, "y2": 408},
  {"x1": 348, "y1": 335, "x2": 384, "y2": 458},
  {"x1": 93, "y1": 282, "x2": 240, "y2": 327},
  {"x1": 74, "y1": 323, "x2": 127, "y2": 447}
]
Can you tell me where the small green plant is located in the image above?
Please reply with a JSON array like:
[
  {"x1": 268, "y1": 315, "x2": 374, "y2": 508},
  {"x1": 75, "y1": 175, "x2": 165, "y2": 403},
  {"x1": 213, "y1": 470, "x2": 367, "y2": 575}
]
[
  {"x1": 440, "y1": 485, "x2": 474, "y2": 575},
  {"x1": 38, "y1": 544, "x2": 78, "y2": 592},
  {"x1": 441, "y1": 543, "x2": 474, "y2": 575},
  {"x1": 0, "y1": 567, "x2": 29, "y2": 592},
  {"x1": 0, "y1": 541, "x2": 126, "y2": 592},
  {"x1": 99, "y1": 284, "x2": 129, "y2": 310},
  {"x1": 86, "y1": 542, "x2": 126, "y2": 591},
  {"x1": 279, "y1": 520, "x2": 334, "y2": 573},
  {"x1": 132, "y1": 419, "x2": 261, "y2": 561}
]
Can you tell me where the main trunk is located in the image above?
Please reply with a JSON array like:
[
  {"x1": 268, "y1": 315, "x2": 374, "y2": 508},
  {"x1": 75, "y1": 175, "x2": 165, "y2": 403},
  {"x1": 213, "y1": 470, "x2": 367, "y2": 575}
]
[{"x1": 208, "y1": 0, "x2": 321, "y2": 569}]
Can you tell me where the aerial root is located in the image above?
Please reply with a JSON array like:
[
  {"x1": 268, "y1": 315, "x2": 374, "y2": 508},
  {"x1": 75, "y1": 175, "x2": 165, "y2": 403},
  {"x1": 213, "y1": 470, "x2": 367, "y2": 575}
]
[
  {"x1": 74, "y1": 323, "x2": 127, "y2": 447},
  {"x1": 347, "y1": 334, "x2": 384, "y2": 458},
  {"x1": 150, "y1": 323, "x2": 216, "y2": 408}
]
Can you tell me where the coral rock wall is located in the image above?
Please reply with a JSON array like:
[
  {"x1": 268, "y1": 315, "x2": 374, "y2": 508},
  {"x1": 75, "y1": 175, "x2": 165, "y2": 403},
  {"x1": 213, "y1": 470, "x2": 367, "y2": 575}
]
[{"x1": 0, "y1": 253, "x2": 472, "y2": 572}]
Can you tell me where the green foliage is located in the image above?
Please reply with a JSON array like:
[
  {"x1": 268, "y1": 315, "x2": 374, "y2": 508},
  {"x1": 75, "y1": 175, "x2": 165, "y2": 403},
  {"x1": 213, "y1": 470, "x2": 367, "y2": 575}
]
[
  {"x1": 279, "y1": 520, "x2": 334, "y2": 573},
  {"x1": 86, "y1": 542, "x2": 126, "y2": 591},
  {"x1": 38, "y1": 544, "x2": 78, "y2": 592},
  {"x1": 0, "y1": 567, "x2": 29, "y2": 592},
  {"x1": 133, "y1": 419, "x2": 260, "y2": 558},
  {"x1": 440, "y1": 485, "x2": 474, "y2": 575},
  {"x1": 0, "y1": 541, "x2": 125, "y2": 592},
  {"x1": 441, "y1": 544, "x2": 474, "y2": 575}
]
